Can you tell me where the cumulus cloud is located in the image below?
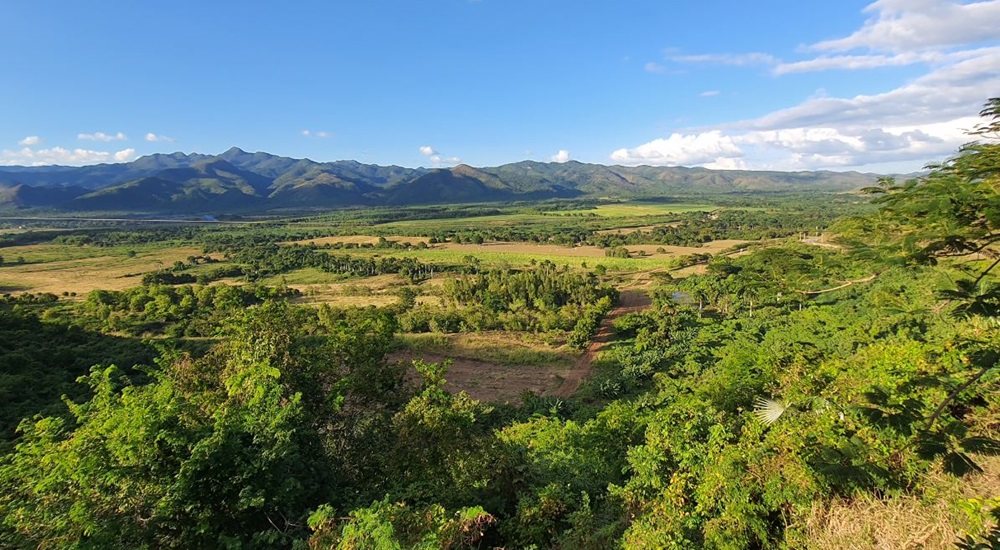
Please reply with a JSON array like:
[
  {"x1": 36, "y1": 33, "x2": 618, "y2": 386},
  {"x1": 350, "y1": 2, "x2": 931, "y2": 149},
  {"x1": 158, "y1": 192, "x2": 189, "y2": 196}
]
[
  {"x1": 550, "y1": 150, "x2": 572, "y2": 163},
  {"x1": 145, "y1": 132, "x2": 176, "y2": 142},
  {"x1": 420, "y1": 145, "x2": 461, "y2": 165},
  {"x1": 617, "y1": 1, "x2": 999, "y2": 171},
  {"x1": 813, "y1": 0, "x2": 1000, "y2": 53},
  {"x1": 429, "y1": 155, "x2": 462, "y2": 165},
  {"x1": 301, "y1": 130, "x2": 331, "y2": 139},
  {"x1": 78, "y1": 131, "x2": 127, "y2": 142},
  {"x1": 612, "y1": 132, "x2": 743, "y2": 167},
  {"x1": 18, "y1": 136, "x2": 41, "y2": 146},
  {"x1": 0, "y1": 147, "x2": 137, "y2": 167}
]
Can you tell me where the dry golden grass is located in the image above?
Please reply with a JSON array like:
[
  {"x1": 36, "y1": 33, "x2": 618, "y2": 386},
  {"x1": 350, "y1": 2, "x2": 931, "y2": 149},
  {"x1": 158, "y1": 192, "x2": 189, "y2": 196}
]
[
  {"x1": 804, "y1": 456, "x2": 1000, "y2": 550},
  {"x1": 0, "y1": 246, "x2": 206, "y2": 295},
  {"x1": 291, "y1": 293, "x2": 400, "y2": 307},
  {"x1": 432, "y1": 239, "x2": 747, "y2": 259},
  {"x1": 625, "y1": 239, "x2": 749, "y2": 256},
  {"x1": 435, "y1": 241, "x2": 609, "y2": 257}
]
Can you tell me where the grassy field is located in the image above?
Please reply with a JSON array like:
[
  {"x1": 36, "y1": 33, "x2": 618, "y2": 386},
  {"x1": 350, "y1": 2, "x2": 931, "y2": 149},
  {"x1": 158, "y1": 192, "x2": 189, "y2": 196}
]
[
  {"x1": 0, "y1": 245, "x2": 207, "y2": 295},
  {"x1": 544, "y1": 202, "x2": 716, "y2": 217},
  {"x1": 373, "y1": 212, "x2": 559, "y2": 231},
  {"x1": 332, "y1": 240, "x2": 746, "y2": 271},
  {"x1": 370, "y1": 202, "x2": 719, "y2": 231},
  {"x1": 0, "y1": 201, "x2": 749, "y2": 296}
]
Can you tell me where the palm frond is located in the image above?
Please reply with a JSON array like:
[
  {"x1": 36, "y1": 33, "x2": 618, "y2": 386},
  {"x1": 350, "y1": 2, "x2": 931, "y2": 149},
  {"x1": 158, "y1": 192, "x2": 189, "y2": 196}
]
[{"x1": 753, "y1": 397, "x2": 787, "y2": 425}]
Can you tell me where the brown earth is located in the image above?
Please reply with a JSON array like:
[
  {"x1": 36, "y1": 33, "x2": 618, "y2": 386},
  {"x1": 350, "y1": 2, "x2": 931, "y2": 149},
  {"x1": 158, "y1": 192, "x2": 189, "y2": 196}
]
[
  {"x1": 392, "y1": 351, "x2": 564, "y2": 403},
  {"x1": 551, "y1": 289, "x2": 652, "y2": 398},
  {"x1": 393, "y1": 289, "x2": 652, "y2": 403}
]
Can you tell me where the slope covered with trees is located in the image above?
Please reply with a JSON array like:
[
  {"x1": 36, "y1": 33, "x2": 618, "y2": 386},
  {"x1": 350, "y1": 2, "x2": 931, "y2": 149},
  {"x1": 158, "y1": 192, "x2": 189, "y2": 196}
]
[{"x1": 0, "y1": 148, "x2": 879, "y2": 213}]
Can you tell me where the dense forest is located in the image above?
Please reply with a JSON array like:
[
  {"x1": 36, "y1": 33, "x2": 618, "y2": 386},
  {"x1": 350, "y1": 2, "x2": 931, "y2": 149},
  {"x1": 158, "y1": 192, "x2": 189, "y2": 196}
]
[{"x1": 0, "y1": 101, "x2": 998, "y2": 548}]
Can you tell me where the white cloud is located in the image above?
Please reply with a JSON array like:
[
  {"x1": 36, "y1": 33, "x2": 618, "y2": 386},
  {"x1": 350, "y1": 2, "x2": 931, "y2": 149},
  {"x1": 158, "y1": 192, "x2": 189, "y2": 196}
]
[
  {"x1": 612, "y1": 131, "x2": 743, "y2": 167},
  {"x1": 301, "y1": 130, "x2": 331, "y2": 139},
  {"x1": 18, "y1": 136, "x2": 41, "y2": 146},
  {"x1": 813, "y1": 0, "x2": 1000, "y2": 53},
  {"x1": 699, "y1": 90, "x2": 720, "y2": 97},
  {"x1": 618, "y1": 1, "x2": 999, "y2": 171},
  {"x1": 644, "y1": 62, "x2": 666, "y2": 73},
  {"x1": 114, "y1": 148, "x2": 136, "y2": 162},
  {"x1": 668, "y1": 52, "x2": 778, "y2": 67},
  {"x1": 78, "y1": 131, "x2": 127, "y2": 142},
  {"x1": 145, "y1": 132, "x2": 176, "y2": 142},
  {"x1": 419, "y1": 145, "x2": 437, "y2": 156},
  {"x1": 0, "y1": 146, "x2": 137, "y2": 167},
  {"x1": 429, "y1": 155, "x2": 461, "y2": 166},
  {"x1": 550, "y1": 150, "x2": 571, "y2": 163}
]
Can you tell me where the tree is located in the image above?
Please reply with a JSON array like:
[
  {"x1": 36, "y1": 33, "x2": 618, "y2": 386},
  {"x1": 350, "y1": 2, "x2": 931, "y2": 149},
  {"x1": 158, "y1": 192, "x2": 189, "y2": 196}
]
[
  {"x1": 855, "y1": 98, "x2": 1000, "y2": 278},
  {"x1": 839, "y1": 98, "x2": 1000, "y2": 453},
  {"x1": 0, "y1": 301, "x2": 404, "y2": 548}
]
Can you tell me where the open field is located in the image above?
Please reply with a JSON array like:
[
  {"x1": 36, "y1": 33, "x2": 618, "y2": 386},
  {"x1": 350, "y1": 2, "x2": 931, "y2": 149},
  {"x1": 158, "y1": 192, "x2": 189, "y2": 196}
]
[
  {"x1": 398, "y1": 331, "x2": 574, "y2": 368},
  {"x1": 395, "y1": 351, "x2": 565, "y2": 403},
  {"x1": 332, "y1": 239, "x2": 748, "y2": 272},
  {"x1": 369, "y1": 202, "x2": 720, "y2": 232},
  {"x1": 394, "y1": 331, "x2": 577, "y2": 403},
  {"x1": 374, "y1": 212, "x2": 559, "y2": 231},
  {"x1": 544, "y1": 202, "x2": 716, "y2": 217},
  {"x1": 0, "y1": 246, "x2": 208, "y2": 295},
  {"x1": 0, "y1": 233, "x2": 750, "y2": 296}
]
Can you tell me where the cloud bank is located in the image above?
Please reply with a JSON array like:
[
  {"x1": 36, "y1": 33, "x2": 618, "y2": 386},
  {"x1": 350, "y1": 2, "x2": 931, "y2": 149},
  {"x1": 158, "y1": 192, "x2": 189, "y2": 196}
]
[
  {"x1": 617, "y1": 0, "x2": 1000, "y2": 170},
  {"x1": 0, "y1": 147, "x2": 137, "y2": 166},
  {"x1": 78, "y1": 131, "x2": 127, "y2": 142}
]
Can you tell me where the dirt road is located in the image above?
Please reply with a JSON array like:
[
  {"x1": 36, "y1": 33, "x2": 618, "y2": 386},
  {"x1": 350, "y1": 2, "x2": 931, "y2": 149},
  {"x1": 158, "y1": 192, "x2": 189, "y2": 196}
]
[{"x1": 552, "y1": 289, "x2": 652, "y2": 398}]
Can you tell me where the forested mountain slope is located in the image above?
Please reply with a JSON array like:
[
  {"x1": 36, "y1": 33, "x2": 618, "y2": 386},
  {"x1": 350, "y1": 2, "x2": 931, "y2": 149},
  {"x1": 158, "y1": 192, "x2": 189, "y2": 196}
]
[{"x1": 0, "y1": 148, "x2": 879, "y2": 213}]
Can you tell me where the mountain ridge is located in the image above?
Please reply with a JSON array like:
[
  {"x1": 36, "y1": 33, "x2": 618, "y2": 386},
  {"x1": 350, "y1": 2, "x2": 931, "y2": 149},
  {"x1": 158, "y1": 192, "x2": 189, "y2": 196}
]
[{"x1": 0, "y1": 148, "x2": 882, "y2": 213}]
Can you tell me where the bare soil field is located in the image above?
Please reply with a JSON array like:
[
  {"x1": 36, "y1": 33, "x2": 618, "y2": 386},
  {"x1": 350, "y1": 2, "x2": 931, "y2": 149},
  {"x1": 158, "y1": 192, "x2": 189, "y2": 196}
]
[
  {"x1": 394, "y1": 351, "x2": 566, "y2": 403},
  {"x1": 393, "y1": 290, "x2": 653, "y2": 402}
]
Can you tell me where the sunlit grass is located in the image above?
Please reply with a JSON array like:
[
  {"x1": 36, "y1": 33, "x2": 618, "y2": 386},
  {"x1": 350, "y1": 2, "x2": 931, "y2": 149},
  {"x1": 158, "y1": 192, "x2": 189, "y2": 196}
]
[{"x1": 544, "y1": 202, "x2": 716, "y2": 217}]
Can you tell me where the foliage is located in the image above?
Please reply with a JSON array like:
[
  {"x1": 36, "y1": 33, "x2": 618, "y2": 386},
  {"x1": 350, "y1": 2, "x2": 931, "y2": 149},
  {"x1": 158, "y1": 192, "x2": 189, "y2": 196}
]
[{"x1": 2, "y1": 100, "x2": 1000, "y2": 548}]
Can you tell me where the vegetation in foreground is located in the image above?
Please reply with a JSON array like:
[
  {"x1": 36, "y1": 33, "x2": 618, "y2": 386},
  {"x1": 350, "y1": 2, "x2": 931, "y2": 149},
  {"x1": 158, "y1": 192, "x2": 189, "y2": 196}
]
[{"x1": 0, "y1": 101, "x2": 998, "y2": 548}]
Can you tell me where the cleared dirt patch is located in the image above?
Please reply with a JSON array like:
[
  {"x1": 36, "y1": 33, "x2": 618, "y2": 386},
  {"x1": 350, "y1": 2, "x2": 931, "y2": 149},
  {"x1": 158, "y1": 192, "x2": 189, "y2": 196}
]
[
  {"x1": 393, "y1": 331, "x2": 576, "y2": 403},
  {"x1": 393, "y1": 351, "x2": 565, "y2": 403}
]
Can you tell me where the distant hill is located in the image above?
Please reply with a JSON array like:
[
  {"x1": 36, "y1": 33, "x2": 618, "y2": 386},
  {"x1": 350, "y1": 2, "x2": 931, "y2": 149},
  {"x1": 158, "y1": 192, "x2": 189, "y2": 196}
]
[{"x1": 0, "y1": 148, "x2": 880, "y2": 213}]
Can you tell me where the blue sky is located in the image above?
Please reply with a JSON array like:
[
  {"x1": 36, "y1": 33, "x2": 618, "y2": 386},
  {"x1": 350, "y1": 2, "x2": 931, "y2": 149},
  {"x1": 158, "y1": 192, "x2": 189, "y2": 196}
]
[{"x1": 2, "y1": 0, "x2": 997, "y2": 171}]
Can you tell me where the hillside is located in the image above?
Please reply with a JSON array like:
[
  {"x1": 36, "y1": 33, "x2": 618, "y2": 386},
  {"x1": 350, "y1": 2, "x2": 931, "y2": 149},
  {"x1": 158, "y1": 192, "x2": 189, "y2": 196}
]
[{"x1": 0, "y1": 148, "x2": 880, "y2": 213}]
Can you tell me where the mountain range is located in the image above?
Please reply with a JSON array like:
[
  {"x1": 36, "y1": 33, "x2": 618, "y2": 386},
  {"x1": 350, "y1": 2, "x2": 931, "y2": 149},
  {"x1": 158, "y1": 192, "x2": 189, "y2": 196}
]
[{"x1": 0, "y1": 147, "x2": 880, "y2": 213}]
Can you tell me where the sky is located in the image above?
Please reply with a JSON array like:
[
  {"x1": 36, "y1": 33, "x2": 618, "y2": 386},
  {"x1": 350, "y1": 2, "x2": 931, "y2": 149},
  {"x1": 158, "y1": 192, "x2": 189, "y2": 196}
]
[{"x1": 1, "y1": 0, "x2": 997, "y2": 172}]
